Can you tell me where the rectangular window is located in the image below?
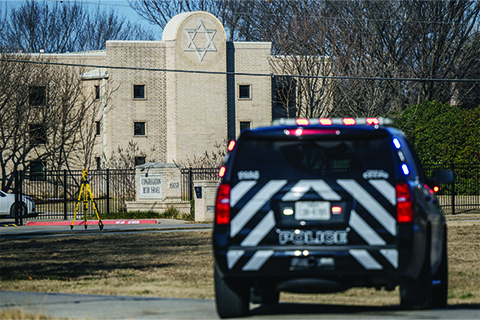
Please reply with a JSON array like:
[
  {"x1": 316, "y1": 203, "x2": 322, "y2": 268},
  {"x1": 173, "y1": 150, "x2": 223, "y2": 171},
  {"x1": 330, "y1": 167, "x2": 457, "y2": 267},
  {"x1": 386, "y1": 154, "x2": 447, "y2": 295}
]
[
  {"x1": 95, "y1": 85, "x2": 100, "y2": 100},
  {"x1": 134, "y1": 122, "x2": 146, "y2": 136},
  {"x1": 272, "y1": 76, "x2": 296, "y2": 119},
  {"x1": 30, "y1": 160, "x2": 46, "y2": 181},
  {"x1": 29, "y1": 124, "x2": 47, "y2": 144},
  {"x1": 135, "y1": 156, "x2": 146, "y2": 167},
  {"x1": 240, "y1": 121, "x2": 251, "y2": 132},
  {"x1": 238, "y1": 85, "x2": 251, "y2": 99},
  {"x1": 95, "y1": 121, "x2": 101, "y2": 135},
  {"x1": 232, "y1": 137, "x2": 394, "y2": 182},
  {"x1": 29, "y1": 86, "x2": 46, "y2": 106},
  {"x1": 133, "y1": 85, "x2": 145, "y2": 99}
]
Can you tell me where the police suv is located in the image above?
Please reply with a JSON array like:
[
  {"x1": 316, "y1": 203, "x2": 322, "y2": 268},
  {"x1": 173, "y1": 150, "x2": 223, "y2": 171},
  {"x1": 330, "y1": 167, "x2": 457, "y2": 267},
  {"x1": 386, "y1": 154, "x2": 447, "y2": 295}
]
[{"x1": 213, "y1": 117, "x2": 451, "y2": 318}]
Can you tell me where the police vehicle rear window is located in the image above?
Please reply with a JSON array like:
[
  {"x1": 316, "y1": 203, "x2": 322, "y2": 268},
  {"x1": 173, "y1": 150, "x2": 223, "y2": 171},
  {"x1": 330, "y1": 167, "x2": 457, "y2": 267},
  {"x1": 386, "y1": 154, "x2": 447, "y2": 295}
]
[{"x1": 232, "y1": 137, "x2": 393, "y2": 181}]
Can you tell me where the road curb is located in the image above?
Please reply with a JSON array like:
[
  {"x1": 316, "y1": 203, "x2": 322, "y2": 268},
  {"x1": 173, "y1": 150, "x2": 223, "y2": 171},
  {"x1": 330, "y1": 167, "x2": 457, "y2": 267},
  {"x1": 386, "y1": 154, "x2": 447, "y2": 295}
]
[{"x1": 26, "y1": 219, "x2": 158, "y2": 226}]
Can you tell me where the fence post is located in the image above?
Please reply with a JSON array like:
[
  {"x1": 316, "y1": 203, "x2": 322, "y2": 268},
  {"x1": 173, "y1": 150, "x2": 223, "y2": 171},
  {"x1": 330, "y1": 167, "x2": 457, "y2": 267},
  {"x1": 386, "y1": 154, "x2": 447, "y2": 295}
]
[
  {"x1": 189, "y1": 167, "x2": 193, "y2": 201},
  {"x1": 14, "y1": 170, "x2": 20, "y2": 225},
  {"x1": 63, "y1": 169, "x2": 68, "y2": 220},
  {"x1": 106, "y1": 169, "x2": 110, "y2": 215},
  {"x1": 451, "y1": 163, "x2": 456, "y2": 215}
]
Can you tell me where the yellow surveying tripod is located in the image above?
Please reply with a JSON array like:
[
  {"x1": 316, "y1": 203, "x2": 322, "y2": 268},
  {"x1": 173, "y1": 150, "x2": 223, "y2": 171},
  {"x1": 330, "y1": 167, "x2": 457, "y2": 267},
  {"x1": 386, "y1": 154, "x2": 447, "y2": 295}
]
[{"x1": 71, "y1": 169, "x2": 104, "y2": 231}]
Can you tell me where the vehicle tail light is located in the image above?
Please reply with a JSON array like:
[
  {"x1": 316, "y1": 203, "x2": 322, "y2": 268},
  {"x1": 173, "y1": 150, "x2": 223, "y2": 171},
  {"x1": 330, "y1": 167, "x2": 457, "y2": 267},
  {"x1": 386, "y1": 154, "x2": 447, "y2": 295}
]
[
  {"x1": 396, "y1": 182, "x2": 413, "y2": 223},
  {"x1": 215, "y1": 184, "x2": 231, "y2": 225}
]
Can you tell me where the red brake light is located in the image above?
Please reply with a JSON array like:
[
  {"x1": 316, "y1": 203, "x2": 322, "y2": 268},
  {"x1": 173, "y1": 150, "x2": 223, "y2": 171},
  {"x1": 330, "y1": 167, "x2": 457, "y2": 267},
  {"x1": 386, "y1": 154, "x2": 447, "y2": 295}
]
[
  {"x1": 296, "y1": 118, "x2": 309, "y2": 126},
  {"x1": 396, "y1": 182, "x2": 413, "y2": 223},
  {"x1": 433, "y1": 186, "x2": 440, "y2": 193},
  {"x1": 215, "y1": 184, "x2": 231, "y2": 225},
  {"x1": 343, "y1": 118, "x2": 356, "y2": 125},
  {"x1": 366, "y1": 118, "x2": 379, "y2": 125},
  {"x1": 319, "y1": 118, "x2": 333, "y2": 125}
]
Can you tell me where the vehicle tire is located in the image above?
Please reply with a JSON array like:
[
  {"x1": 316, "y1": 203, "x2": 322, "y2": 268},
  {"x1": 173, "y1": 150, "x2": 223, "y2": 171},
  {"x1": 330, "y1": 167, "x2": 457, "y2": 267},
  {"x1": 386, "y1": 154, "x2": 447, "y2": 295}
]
[
  {"x1": 214, "y1": 264, "x2": 249, "y2": 318},
  {"x1": 432, "y1": 228, "x2": 448, "y2": 308},
  {"x1": 10, "y1": 203, "x2": 27, "y2": 217},
  {"x1": 260, "y1": 291, "x2": 279, "y2": 305},
  {"x1": 400, "y1": 234, "x2": 433, "y2": 309}
]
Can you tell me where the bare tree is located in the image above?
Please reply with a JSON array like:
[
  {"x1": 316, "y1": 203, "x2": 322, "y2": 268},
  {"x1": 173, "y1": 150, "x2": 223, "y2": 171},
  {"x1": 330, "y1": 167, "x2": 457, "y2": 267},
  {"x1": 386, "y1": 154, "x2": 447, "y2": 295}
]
[
  {"x1": 327, "y1": 0, "x2": 480, "y2": 114},
  {"x1": 1, "y1": 0, "x2": 155, "y2": 53},
  {"x1": 0, "y1": 54, "x2": 112, "y2": 191},
  {"x1": 107, "y1": 140, "x2": 158, "y2": 170},
  {"x1": 173, "y1": 140, "x2": 227, "y2": 169},
  {"x1": 129, "y1": 0, "x2": 258, "y2": 41},
  {"x1": 269, "y1": 2, "x2": 334, "y2": 118},
  {"x1": 0, "y1": 53, "x2": 45, "y2": 190}
]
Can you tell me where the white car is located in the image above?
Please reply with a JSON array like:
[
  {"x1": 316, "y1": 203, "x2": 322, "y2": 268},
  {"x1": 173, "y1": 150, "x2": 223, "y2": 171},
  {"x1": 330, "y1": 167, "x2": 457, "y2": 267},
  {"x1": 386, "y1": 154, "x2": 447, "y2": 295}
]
[{"x1": 0, "y1": 190, "x2": 36, "y2": 218}]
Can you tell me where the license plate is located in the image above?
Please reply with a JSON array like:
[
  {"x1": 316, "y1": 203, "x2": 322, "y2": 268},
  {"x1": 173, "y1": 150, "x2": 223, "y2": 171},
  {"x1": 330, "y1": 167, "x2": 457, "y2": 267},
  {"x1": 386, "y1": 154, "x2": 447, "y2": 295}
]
[{"x1": 295, "y1": 201, "x2": 331, "y2": 220}]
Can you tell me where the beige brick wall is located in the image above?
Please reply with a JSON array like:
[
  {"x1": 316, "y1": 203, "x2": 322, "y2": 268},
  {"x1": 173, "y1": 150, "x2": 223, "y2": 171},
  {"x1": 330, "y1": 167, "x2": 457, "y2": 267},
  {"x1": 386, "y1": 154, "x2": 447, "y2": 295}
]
[
  {"x1": 166, "y1": 12, "x2": 228, "y2": 163},
  {"x1": 105, "y1": 41, "x2": 168, "y2": 164},
  {"x1": 233, "y1": 42, "x2": 272, "y2": 136},
  {"x1": 36, "y1": 12, "x2": 275, "y2": 169}
]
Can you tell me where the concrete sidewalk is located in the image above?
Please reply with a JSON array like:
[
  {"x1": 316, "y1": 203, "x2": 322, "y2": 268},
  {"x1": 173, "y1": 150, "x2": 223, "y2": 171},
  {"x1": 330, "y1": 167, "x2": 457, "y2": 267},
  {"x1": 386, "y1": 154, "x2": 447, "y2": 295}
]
[{"x1": 0, "y1": 218, "x2": 211, "y2": 238}]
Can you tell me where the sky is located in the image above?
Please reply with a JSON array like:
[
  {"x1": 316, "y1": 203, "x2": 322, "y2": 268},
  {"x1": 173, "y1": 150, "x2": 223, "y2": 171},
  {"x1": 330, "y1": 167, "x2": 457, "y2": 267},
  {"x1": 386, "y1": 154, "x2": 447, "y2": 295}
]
[{"x1": 0, "y1": 0, "x2": 162, "y2": 40}]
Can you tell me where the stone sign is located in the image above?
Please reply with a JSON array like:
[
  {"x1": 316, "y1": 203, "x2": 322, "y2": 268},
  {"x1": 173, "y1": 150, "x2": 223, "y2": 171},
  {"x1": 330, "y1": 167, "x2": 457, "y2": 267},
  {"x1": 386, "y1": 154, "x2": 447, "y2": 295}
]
[{"x1": 139, "y1": 173, "x2": 162, "y2": 199}]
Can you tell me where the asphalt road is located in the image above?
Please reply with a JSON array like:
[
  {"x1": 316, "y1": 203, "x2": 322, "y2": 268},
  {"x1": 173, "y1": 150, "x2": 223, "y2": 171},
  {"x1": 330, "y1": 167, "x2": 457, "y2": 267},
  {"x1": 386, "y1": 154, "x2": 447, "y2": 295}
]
[
  {"x1": 1, "y1": 217, "x2": 479, "y2": 319},
  {"x1": 1, "y1": 291, "x2": 479, "y2": 319}
]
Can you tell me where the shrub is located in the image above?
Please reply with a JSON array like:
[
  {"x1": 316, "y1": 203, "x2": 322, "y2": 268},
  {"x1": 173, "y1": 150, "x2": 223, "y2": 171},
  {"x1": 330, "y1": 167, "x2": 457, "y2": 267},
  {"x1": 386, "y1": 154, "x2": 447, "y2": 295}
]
[{"x1": 396, "y1": 101, "x2": 480, "y2": 165}]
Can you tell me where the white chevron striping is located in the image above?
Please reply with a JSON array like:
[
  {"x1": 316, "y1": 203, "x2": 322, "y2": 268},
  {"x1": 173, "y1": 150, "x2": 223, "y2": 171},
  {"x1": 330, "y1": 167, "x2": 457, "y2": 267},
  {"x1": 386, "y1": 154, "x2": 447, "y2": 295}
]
[
  {"x1": 337, "y1": 179, "x2": 396, "y2": 236},
  {"x1": 282, "y1": 180, "x2": 341, "y2": 201},
  {"x1": 369, "y1": 180, "x2": 396, "y2": 206},
  {"x1": 349, "y1": 249, "x2": 383, "y2": 270},
  {"x1": 241, "y1": 211, "x2": 276, "y2": 247},
  {"x1": 380, "y1": 249, "x2": 399, "y2": 268},
  {"x1": 242, "y1": 250, "x2": 274, "y2": 271},
  {"x1": 231, "y1": 180, "x2": 287, "y2": 237},
  {"x1": 349, "y1": 210, "x2": 386, "y2": 245},
  {"x1": 227, "y1": 250, "x2": 245, "y2": 269},
  {"x1": 231, "y1": 181, "x2": 257, "y2": 207}
]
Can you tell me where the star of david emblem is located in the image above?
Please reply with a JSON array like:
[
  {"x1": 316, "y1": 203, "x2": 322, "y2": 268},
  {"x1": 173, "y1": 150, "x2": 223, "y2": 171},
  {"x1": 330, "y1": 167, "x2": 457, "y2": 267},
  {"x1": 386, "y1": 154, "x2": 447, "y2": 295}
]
[{"x1": 184, "y1": 20, "x2": 217, "y2": 61}]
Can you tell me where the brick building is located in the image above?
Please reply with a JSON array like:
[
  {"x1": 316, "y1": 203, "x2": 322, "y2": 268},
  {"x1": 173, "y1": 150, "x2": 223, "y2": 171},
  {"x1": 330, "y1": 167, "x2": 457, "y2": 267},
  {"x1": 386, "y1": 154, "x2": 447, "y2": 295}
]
[{"x1": 41, "y1": 11, "x2": 281, "y2": 168}]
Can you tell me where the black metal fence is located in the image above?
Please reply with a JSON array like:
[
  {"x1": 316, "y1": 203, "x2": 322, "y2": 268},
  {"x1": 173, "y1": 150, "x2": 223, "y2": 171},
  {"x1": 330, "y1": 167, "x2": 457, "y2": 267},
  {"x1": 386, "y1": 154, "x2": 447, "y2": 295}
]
[
  {"x1": 181, "y1": 167, "x2": 220, "y2": 201},
  {"x1": 178, "y1": 165, "x2": 480, "y2": 213},
  {"x1": 15, "y1": 169, "x2": 135, "y2": 223},
  {"x1": 423, "y1": 164, "x2": 480, "y2": 214},
  {"x1": 12, "y1": 164, "x2": 478, "y2": 224}
]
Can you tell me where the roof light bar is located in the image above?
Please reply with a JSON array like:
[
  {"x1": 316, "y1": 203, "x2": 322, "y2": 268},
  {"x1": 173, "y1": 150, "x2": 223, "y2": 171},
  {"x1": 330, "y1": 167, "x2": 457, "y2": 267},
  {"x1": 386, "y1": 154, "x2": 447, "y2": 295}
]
[
  {"x1": 227, "y1": 140, "x2": 236, "y2": 152},
  {"x1": 272, "y1": 117, "x2": 394, "y2": 127},
  {"x1": 295, "y1": 118, "x2": 309, "y2": 126},
  {"x1": 218, "y1": 166, "x2": 226, "y2": 177},
  {"x1": 319, "y1": 118, "x2": 333, "y2": 125}
]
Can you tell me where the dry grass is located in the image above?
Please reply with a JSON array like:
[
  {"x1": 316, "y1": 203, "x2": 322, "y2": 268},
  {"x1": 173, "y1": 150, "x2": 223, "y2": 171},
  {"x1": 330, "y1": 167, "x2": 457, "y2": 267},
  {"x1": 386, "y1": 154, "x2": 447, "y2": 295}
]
[
  {"x1": 0, "y1": 309, "x2": 66, "y2": 320},
  {"x1": 0, "y1": 231, "x2": 214, "y2": 299},
  {"x1": 0, "y1": 218, "x2": 479, "y2": 307}
]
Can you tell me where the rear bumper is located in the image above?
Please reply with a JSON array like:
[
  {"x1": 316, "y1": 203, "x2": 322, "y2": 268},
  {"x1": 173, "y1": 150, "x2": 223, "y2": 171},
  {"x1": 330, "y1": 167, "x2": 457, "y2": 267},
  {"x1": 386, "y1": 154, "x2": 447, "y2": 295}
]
[{"x1": 214, "y1": 245, "x2": 415, "y2": 291}]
